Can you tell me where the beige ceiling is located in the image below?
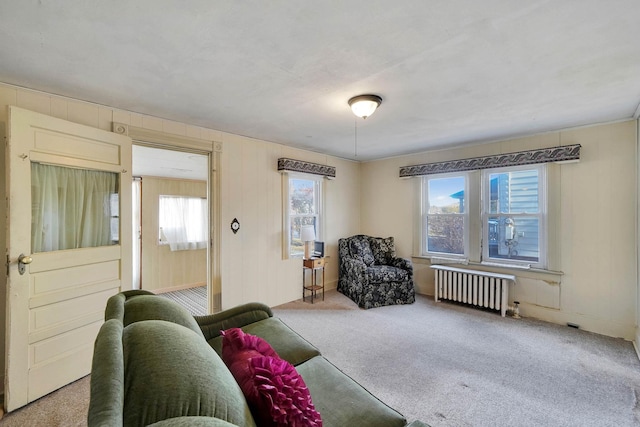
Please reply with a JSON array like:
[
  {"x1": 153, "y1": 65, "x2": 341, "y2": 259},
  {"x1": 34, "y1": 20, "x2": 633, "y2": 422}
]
[{"x1": 1, "y1": 1, "x2": 639, "y2": 161}]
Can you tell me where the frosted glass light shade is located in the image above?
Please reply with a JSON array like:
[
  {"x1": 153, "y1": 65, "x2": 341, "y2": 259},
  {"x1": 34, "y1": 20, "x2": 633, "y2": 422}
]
[
  {"x1": 300, "y1": 225, "x2": 316, "y2": 242},
  {"x1": 348, "y1": 95, "x2": 382, "y2": 119}
]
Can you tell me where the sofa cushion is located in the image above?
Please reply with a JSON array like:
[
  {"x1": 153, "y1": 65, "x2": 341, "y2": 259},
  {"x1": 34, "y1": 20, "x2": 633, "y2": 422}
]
[
  {"x1": 123, "y1": 320, "x2": 256, "y2": 427},
  {"x1": 123, "y1": 294, "x2": 204, "y2": 338},
  {"x1": 349, "y1": 236, "x2": 375, "y2": 266},
  {"x1": 148, "y1": 417, "x2": 240, "y2": 427},
  {"x1": 296, "y1": 356, "x2": 407, "y2": 427},
  {"x1": 370, "y1": 236, "x2": 395, "y2": 265},
  {"x1": 366, "y1": 265, "x2": 409, "y2": 283},
  {"x1": 208, "y1": 317, "x2": 320, "y2": 366}
]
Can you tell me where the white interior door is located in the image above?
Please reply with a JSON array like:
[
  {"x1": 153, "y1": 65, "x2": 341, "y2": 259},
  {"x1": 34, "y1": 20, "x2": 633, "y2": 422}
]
[{"x1": 5, "y1": 106, "x2": 132, "y2": 412}]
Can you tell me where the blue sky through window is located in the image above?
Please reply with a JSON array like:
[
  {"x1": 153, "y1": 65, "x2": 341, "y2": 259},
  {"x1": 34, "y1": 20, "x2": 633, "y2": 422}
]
[{"x1": 428, "y1": 176, "x2": 464, "y2": 207}]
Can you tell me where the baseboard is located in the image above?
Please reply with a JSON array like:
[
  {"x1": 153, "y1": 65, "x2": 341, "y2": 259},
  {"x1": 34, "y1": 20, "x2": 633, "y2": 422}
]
[{"x1": 635, "y1": 327, "x2": 640, "y2": 362}]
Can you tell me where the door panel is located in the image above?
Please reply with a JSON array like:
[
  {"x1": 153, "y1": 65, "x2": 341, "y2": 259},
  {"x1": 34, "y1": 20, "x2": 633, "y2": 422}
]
[{"x1": 5, "y1": 106, "x2": 132, "y2": 412}]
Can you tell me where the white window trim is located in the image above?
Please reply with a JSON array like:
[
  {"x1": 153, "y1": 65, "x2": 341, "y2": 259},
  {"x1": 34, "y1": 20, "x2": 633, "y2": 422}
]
[
  {"x1": 282, "y1": 172, "x2": 324, "y2": 259},
  {"x1": 480, "y1": 164, "x2": 547, "y2": 269}
]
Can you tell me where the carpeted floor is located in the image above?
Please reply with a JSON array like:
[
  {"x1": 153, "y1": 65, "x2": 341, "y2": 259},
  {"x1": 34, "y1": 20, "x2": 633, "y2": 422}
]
[
  {"x1": 274, "y1": 291, "x2": 640, "y2": 426},
  {"x1": 157, "y1": 285, "x2": 207, "y2": 315},
  {"x1": 4, "y1": 289, "x2": 640, "y2": 426},
  {"x1": 1, "y1": 375, "x2": 90, "y2": 427}
]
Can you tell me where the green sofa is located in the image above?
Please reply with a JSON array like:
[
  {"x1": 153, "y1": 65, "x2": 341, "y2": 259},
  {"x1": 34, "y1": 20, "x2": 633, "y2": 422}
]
[{"x1": 88, "y1": 290, "x2": 428, "y2": 426}]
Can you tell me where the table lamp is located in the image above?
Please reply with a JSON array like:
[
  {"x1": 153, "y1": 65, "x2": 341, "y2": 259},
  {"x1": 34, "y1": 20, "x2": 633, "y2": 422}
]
[{"x1": 300, "y1": 225, "x2": 316, "y2": 259}]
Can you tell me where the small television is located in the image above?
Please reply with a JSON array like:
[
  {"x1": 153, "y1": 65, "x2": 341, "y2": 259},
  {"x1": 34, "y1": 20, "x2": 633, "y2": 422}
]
[{"x1": 313, "y1": 241, "x2": 325, "y2": 258}]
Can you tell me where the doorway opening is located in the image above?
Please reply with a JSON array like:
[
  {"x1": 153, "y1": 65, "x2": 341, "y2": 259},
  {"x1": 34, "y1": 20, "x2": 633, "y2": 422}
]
[{"x1": 132, "y1": 145, "x2": 209, "y2": 315}]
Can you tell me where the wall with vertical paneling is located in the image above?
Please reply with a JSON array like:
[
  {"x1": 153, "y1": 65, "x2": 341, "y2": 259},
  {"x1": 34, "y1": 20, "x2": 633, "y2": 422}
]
[
  {"x1": 0, "y1": 82, "x2": 361, "y2": 388},
  {"x1": 361, "y1": 120, "x2": 638, "y2": 340}
]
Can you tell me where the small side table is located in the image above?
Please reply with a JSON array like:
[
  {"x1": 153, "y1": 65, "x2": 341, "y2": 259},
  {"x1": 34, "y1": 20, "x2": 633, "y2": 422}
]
[{"x1": 303, "y1": 257, "x2": 325, "y2": 303}]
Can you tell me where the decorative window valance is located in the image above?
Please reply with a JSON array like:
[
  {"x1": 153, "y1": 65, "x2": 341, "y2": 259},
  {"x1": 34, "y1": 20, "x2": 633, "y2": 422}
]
[
  {"x1": 278, "y1": 158, "x2": 336, "y2": 178},
  {"x1": 399, "y1": 144, "x2": 581, "y2": 178}
]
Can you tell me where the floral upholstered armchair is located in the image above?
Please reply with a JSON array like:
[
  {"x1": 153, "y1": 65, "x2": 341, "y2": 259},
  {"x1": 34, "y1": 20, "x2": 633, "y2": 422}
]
[{"x1": 338, "y1": 235, "x2": 415, "y2": 309}]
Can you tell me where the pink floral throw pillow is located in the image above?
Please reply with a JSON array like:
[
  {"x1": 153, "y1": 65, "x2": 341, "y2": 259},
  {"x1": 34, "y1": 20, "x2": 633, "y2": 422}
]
[
  {"x1": 250, "y1": 356, "x2": 322, "y2": 427},
  {"x1": 220, "y1": 328, "x2": 322, "y2": 427}
]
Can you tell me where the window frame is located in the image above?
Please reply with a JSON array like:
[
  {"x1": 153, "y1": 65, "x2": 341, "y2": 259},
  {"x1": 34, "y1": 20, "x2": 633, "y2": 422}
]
[
  {"x1": 481, "y1": 164, "x2": 547, "y2": 269},
  {"x1": 421, "y1": 172, "x2": 469, "y2": 260},
  {"x1": 284, "y1": 172, "x2": 324, "y2": 259}
]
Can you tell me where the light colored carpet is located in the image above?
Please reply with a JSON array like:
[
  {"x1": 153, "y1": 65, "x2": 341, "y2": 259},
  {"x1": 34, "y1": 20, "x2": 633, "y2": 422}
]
[
  {"x1": 1, "y1": 375, "x2": 90, "y2": 427},
  {"x1": 5, "y1": 289, "x2": 640, "y2": 426},
  {"x1": 274, "y1": 290, "x2": 640, "y2": 426}
]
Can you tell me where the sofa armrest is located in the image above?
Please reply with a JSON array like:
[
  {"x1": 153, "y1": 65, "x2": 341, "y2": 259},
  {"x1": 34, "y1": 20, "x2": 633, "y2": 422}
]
[
  {"x1": 195, "y1": 302, "x2": 273, "y2": 341},
  {"x1": 104, "y1": 289, "x2": 155, "y2": 321},
  {"x1": 88, "y1": 319, "x2": 124, "y2": 427}
]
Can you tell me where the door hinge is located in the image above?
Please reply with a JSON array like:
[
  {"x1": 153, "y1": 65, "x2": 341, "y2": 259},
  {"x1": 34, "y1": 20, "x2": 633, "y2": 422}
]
[{"x1": 6, "y1": 254, "x2": 9, "y2": 276}]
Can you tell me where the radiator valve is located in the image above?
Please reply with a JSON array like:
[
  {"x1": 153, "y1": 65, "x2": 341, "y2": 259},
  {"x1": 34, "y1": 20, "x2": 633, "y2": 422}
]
[{"x1": 508, "y1": 301, "x2": 521, "y2": 319}]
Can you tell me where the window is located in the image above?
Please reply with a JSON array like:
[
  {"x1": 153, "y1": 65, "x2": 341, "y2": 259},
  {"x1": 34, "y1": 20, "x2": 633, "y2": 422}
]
[
  {"x1": 421, "y1": 164, "x2": 547, "y2": 269},
  {"x1": 287, "y1": 174, "x2": 322, "y2": 258},
  {"x1": 422, "y1": 174, "x2": 468, "y2": 257},
  {"x1": 158, "y1": 195, "x2": 208, "y2": 251},
  {"x1": 31, "y1": 163, "x2": 119, "y2": 253},
  {"x1": 482, "y1": 165, "x2": 546, "y2": 267}
]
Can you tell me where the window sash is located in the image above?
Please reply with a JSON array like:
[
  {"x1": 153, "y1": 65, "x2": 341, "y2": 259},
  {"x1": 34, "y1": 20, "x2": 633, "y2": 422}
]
[
  {"x1": 158, "y1": 195, "x2": 208, "y2": 251},
  {"x1": 285, "y1": 173, "x2": 323, "y2": 258},
  {"x1": 422, "y1": 173, "x2": 468, "y2": 258},
  {"x1": 481, "y1": 164, "x2": 546, "y2": 268}
]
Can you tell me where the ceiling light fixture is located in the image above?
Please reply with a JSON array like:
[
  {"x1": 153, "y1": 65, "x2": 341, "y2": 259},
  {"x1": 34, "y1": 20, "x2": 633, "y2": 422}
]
[{"x1": 348, "y1": 94, "x2": 382, "y2": 119}]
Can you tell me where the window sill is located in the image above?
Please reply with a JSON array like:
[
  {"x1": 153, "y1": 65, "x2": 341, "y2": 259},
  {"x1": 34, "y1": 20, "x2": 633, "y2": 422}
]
[{"x1": 412, "y1": 255, "x2": 563, "y2": 277}]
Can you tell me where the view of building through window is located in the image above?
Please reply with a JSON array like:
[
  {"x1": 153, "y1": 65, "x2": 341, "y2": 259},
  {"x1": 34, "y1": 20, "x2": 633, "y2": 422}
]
[
  {"x1": 485, "y1": 168, "x2": 541, "y2": 263},
  {"x1": 423, "y1": 165, "x2": 545, "y2": 267}
]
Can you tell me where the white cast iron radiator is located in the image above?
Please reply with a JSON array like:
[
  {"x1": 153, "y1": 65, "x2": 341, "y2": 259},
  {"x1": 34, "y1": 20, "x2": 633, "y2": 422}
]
[{"x1": 431, "y1": 265, "x2": 516, "y2": 317}]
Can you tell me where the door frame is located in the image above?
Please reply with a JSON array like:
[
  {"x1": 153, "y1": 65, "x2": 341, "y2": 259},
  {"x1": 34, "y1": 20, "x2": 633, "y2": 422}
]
[{"x1": 113, "y1": 123, "x2": 222, "y2": 312}]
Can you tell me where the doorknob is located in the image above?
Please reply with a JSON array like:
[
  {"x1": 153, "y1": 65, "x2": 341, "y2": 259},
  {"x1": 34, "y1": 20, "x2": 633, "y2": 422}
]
[{"x1": 18, "y1": 253, "x2": 32, "y2": 275}]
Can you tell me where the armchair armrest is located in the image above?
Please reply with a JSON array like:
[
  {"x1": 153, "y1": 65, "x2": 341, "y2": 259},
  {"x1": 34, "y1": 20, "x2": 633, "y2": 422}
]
[
  {"x1": 390, "y1": 257, "x2": 414, "y2": 276},
  {"x1": 195, "y1": 302, "x2": 273, "y2": 341}
]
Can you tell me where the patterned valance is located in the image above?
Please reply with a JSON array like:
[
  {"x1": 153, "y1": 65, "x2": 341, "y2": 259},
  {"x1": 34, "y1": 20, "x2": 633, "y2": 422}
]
[
  {"x1": 278, "y1": 158, "x2": 336, "y2": 178},
  {"x1": 399, "y1": 144, "x2": 581, "y2": 178}
]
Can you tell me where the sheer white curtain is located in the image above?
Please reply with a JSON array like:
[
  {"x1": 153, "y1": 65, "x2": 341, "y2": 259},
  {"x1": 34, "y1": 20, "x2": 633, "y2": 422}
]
[
  {"x1": 31, "y1": 163, "x2": 119, "y2": 253},
  {"x1": 159, "y1": 196, "x2": 208, "y2": 251}
]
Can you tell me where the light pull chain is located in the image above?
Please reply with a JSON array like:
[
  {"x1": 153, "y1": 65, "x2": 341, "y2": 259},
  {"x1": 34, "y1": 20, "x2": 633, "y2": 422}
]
[{"x1": 354, "y1": 118, "x2": 358, "y2": 158}]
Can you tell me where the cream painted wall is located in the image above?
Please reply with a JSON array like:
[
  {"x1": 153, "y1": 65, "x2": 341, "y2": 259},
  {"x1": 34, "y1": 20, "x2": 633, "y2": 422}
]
[
  {"x1": 219, "y1": 133, "x2": 360, "y2": 309},
  {"x1": 361, "y1": 121, "x2": 638, "y2": 340},
  {"x1": 140, "y1": 177, "x2": 207, "y2": 293},
  {"x1": 0, "y1": 82, "x2": 361, "y2": 389}
]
